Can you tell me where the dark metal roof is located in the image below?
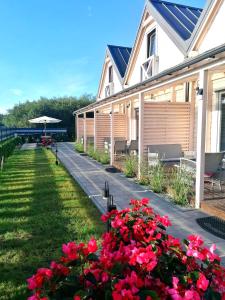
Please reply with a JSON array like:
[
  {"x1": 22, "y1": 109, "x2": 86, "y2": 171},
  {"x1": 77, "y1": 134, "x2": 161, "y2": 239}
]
[
  {"x1": 74, "y1": 43, "x2": 225, "y2": 115},
  {"x1": 107, "y1": 45, "x2": 132, "y2": 78},
  {"x1": 150, "y1": 0, "x2": 203, "y2": 41}
]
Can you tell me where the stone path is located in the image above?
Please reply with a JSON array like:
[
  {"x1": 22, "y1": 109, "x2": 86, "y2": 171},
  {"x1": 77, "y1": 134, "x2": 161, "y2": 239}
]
[
  {"x1": 20, "y1": 143, "x2": 37, "y2": 150},
  {"x1": 55, "y1": 142, "x2": 225, "y2": 264}
]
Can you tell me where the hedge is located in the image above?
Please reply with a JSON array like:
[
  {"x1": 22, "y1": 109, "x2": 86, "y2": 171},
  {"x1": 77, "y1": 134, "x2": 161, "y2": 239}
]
[{"x1": 0, "y1": 136, "x2": 21, "y2": 159}]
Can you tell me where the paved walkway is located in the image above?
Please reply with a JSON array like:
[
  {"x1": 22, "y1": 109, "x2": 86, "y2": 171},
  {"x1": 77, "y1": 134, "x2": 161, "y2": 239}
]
[
  {"x1": 20, "y1": 143, "x2": 37, "y2": 150},
  {"x1": 56, "y1": 142, "x2": 225, "y2": 263}
]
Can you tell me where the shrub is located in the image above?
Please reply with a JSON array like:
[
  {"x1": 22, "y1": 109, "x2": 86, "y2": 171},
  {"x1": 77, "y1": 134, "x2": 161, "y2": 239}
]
[
  {"x1": 0, "y1": 137, "x2": 21, "y2": 159},
  {"x1": 138, "y1": 159, "x2": 150, "y2": 185},
  {"x1": 75, "y1": 141, "x2": 84, "y2": 153},
  {"x1": 124, "y1": 155, "x2": 138, "y2": 178},
  {"x1": 87, "y1": 144, "x2": 95, "y2": 158},
  {"x1": 99, "y1": 151, "x2": 110, "y2": 165},
  {"x1": 27, "y1": 199, "x2": 225, "y2": 300},
  {"x1": 149, "y1": 161, "x2": 165, "y2": 193},
  {"x1": 168, "y1": 168, "x2": 194, "y2": 206}
]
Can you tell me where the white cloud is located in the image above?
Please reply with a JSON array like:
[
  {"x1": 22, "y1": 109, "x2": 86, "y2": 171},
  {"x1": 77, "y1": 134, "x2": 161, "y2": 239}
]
[
  {"x1": 0, "y1": 107, "x2": 7, "y2": 114},
  {"x1": 10, "y1": 88, "x2": 23, "y2": 96}
]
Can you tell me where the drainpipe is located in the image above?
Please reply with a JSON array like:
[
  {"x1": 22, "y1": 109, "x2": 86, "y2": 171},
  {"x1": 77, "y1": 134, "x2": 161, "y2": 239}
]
[
  {"x1": 94, "y1": 109, "x2": 97, "y2": 151},
  {"x1": 195, "y1": 70, "x2": 208, "y2": 209}
]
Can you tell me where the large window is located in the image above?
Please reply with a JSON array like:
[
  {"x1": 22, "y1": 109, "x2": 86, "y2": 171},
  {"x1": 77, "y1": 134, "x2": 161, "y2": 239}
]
[
  {"x1": 109, "y1": 66, "x2": 113, "y2": 83},
  {"x1": 147, "y1": 29, "x2": 156, "y2": 58}
]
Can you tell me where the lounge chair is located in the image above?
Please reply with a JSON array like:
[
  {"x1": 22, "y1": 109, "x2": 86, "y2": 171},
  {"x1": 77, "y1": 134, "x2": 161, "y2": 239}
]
[
  {"x1": 128, "y1": 140, "x2": 138, "y2": 154},
  {"x1": 114, "y1": 140, "x2": 127, "y2": 156},
  {"x1": 180, "y1": 152, "x2": 225, "y2": 191}
]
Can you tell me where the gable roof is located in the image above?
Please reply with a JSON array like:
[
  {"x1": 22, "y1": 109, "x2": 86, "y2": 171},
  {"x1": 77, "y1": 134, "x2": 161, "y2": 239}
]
[
  {"x1": 150, "y1": 0, "x2": 203, "y2": 41},
  {"x1": 107, "y1": 45, "x2": 132, "y2": 78}
]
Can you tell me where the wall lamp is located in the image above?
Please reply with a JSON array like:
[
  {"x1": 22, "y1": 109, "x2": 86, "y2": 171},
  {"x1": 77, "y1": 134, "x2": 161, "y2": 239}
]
[{"x1": 196, "y1": 86, "x2": 204, "y2": 96}]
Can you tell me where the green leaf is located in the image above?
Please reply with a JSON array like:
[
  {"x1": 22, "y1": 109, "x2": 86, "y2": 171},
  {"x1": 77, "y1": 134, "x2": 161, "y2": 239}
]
[
  {"x1": 85, "y1": 272, "x2": 97, "y2": 285},
  {"x1": 87, "y1": 253, "x2": 99, "y2": 262},
  {"x1": 105, "y1": 289, "x2": 112, "y2": 300},
  {"x1": 190, "y1": 271, "x2": 199, "y2": 281},
  {"x1": 204, "y1": 288, "x2": 221, "y2": 300},
  {"x1": 139, "y1": 290, "x2": 160, "y2": 300}
]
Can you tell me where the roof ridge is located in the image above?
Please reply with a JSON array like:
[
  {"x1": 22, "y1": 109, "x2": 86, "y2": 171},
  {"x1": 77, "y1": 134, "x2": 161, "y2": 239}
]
[{"x1": 150, "y1": 0, "x2": 203, "y2": 11}]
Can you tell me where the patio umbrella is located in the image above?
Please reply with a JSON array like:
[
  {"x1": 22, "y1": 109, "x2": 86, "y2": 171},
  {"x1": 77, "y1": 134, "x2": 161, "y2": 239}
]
[{"x1": 28, "y1": 116, "x2": 62, "y2": 136}]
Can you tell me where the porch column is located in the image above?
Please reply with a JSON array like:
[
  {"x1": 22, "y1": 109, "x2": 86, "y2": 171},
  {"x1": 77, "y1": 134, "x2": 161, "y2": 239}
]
[
  {"x1": 84, "y1": 113, "x2": 87, "y2": 152},
  {"x1": 76, "y1": 114, "x2": 79, "y2": 142},
  {"x1": 138, "y1": 92, "x2": 144, "y2": 178},
  {"x1": 94, "y1": 109, "x2": 97, "y2": 151},
  {"x1": 195, "y1": 70, "x2": 208, "y2": 209},
  {"x1": 110, "y1": 104, "x2": 114, "y2": 166}
]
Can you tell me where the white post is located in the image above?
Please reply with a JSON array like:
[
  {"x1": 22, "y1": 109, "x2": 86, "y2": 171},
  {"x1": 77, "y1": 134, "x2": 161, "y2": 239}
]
[
  {"x1": 195, "y1": 70, "x2": 208, "y2": 209},
  {"x1": 110, "y1": 104, "x2": 114, "y2": 166},
  {"x1": 84, "y1": 113, "x2": 87, "y2": 152},
  {"x1": 94, "y1": 110, "x2": 97, "y2": 151},
  {"x1": 76, "y1": 114, "x2": 79, "y2": 142},
  {"x1": 138, "y1": 93, "x2": 144, "y2": 178}
]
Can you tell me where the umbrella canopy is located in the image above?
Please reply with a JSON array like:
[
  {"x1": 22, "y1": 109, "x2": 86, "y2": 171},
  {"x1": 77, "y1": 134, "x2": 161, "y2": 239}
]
[
  {"x1": 28, "y1": 116, "x2": 61, "y2": 124},
  {"x1": 28, "y1": 116, "x2": 62, "y2": 137}
]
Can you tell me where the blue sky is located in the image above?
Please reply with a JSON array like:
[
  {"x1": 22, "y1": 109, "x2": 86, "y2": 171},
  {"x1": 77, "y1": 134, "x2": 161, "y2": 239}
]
[{"x1": 0, "y1": 0, "x2": 206, "y2": 113}]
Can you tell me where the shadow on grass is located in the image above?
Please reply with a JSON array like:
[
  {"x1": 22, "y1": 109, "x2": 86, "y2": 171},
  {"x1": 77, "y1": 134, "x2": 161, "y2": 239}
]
[{"x1": 0, "y1": 149, "x2": 104, "y2": 300}]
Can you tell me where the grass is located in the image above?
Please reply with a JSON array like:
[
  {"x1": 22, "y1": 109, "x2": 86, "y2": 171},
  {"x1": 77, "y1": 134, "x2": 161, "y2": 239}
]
[{"x1": 0, "y1": 148, "x2": 104, "y2": 300}]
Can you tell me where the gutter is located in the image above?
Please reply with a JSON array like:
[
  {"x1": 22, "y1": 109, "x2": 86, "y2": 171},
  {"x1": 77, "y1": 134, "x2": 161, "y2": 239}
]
[{"x1": 74, "y1": 43, "x2": 225, "y2": 115}]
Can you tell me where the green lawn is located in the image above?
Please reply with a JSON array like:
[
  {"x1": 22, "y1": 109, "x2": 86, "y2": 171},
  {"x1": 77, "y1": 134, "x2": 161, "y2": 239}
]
[{"x1": 0, "y1": 148, "x2": 104, "y2": 299}]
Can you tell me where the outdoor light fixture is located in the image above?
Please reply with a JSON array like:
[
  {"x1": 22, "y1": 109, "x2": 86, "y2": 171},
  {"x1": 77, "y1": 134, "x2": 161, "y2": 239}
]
[
  {"x1": 126, "y1": 103, "x2": 131, "y2": 109},
  {"x1": 96, "y1": 110, "x2": 99, "y2": 113},
  {"x1": 109, "y1": 111, "x2": 112, "y2": 115},
  {"x1": 196, "y1": 86, "x2": 204, "y2": 96}
]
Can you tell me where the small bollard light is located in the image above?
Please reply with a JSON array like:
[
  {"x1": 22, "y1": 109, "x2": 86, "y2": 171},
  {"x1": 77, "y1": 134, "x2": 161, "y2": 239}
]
[
  {"x1": 107, "y1": 195, "x2": 117, "y2": 232},
  {"x1": 103, "y1": 181, "x2": 109, "y2": 199},
  {"x1": 55, "y1": 141, "x2": 59, "y2": 165}
]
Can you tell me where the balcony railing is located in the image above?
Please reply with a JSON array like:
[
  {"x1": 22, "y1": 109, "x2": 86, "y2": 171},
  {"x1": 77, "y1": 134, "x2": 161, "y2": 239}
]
[
  {"x1": 141, "y1": 55, "x2": 159, "y2": 81},
  {"x1": 105, "y1": 82, "x2": 114, "y2": 98}
]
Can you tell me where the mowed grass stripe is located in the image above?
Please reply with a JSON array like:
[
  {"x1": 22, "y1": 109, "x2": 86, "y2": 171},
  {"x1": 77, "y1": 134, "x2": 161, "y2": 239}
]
[{"x1": 0, "y1": 148, "x2": 104, "y2": 300}]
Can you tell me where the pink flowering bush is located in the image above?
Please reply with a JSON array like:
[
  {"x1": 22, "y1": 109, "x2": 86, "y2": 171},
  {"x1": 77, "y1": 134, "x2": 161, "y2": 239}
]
[{"x1": 27, "y1": 199, "x2": 225, "y2": 300}]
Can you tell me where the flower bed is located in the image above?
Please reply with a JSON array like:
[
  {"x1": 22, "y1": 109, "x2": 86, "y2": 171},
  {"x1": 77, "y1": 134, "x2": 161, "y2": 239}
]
[{"x1": 27, "y1": 199, "x2": 225, "y2": 300}]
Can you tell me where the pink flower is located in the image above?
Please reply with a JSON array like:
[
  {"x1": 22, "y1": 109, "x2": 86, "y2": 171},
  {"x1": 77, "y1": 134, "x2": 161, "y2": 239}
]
[
  {"x1": 74, "y1": 296, "x2": 81, "y2": 300},
  {"x1": 62, "y1": 242, "x2": 78, "y2": 260},
  {"x1": 196, "y1": 273, "x2": 209, "y2": 291},
  {"x1": 184, "y1": 290, "x2": 200, "y2": 300},
  {"x1": 87, "y1": 238, "x2": 98, "y2": 253}
]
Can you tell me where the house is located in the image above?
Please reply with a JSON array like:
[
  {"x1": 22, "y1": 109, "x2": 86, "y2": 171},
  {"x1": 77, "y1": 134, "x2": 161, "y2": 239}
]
[{"x1": 74, "y1": 0, "x2": 225, "y2": 209}]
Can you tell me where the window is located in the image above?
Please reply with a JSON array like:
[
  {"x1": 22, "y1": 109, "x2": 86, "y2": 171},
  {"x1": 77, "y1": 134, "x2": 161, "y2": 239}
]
[
  {"x1": 147, "y1": 29, "x2": 156, "y2": 58},
  {"x1": 109, "y1": 66, "x2": 113, "y2": 83}
]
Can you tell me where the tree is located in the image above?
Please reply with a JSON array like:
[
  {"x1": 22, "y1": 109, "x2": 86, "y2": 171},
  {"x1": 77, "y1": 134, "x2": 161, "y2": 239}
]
[{"x1": 2, "y1": 94, "x2": 94, "y2": 140}]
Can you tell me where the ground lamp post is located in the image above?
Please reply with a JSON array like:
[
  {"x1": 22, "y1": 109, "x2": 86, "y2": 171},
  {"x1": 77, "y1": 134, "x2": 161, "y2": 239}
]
[{"x1": 103, "y1": 181, "x2": 117, "y2": 232}]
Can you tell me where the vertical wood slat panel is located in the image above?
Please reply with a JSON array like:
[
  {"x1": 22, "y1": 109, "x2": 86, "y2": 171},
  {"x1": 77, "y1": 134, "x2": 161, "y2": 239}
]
[
  {"x1": 113, "y1": 114, "x2": 128, "y2": 139},
  {"x1": 77, "y1": 118, "x2": 84, "y2": 141},
  {"x1": 143, "y1": 102, "x2": 191, "y2": 153},
  {"x1": 95, "y1": 114, "x2": 111, "y2": 150},
  {"x1": 86, "y1": 119, "x2": 94, "y2": 137}
]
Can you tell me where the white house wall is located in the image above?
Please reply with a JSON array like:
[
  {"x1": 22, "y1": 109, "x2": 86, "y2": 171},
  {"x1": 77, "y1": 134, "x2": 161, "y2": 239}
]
[
  {"x1": 157, "y1": 26, "x2": 184, "y2": 73},
  {"x1": 98, "y1": 62, "x2": 123, "y2": 101},
  {"x1": 126, "y1": 23, "x2": 184, "y2": 87},
  {"x1": 198, "y1": 1, "x2": 225, "y2": 53}
]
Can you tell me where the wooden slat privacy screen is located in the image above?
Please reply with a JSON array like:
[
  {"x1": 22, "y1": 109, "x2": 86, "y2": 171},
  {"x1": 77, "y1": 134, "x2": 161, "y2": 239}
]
[
  {"x1": 143, "y1": 102, "x2": 191, "y2": 153},
  {"x1": 114, "y1": 114, "x2": 128, "y2": 139},
  {"x1": 77, "y1": 118, "x2": 84, "y2": 141},
  {"x1": 95, "y1": 113, "x2": 111, "y2": 150},
  {"x1": 86, "y1": 119, "x2": 94, "y2": 137}
]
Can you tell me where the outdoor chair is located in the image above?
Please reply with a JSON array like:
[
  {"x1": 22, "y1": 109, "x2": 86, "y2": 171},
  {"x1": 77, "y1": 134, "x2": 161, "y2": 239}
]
[
  {"x1": 114, "y1": 140, "x2": 127, "y2": 156},
  {"x1": 128, "y1": 140, "x2": 138, "y2": 155},
  {"x1": 180, "y1": 152, "x2": 225, "y2": 191},
  {"x1": 148, "y1": 144, "x2": 195, "y2": 166}
]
